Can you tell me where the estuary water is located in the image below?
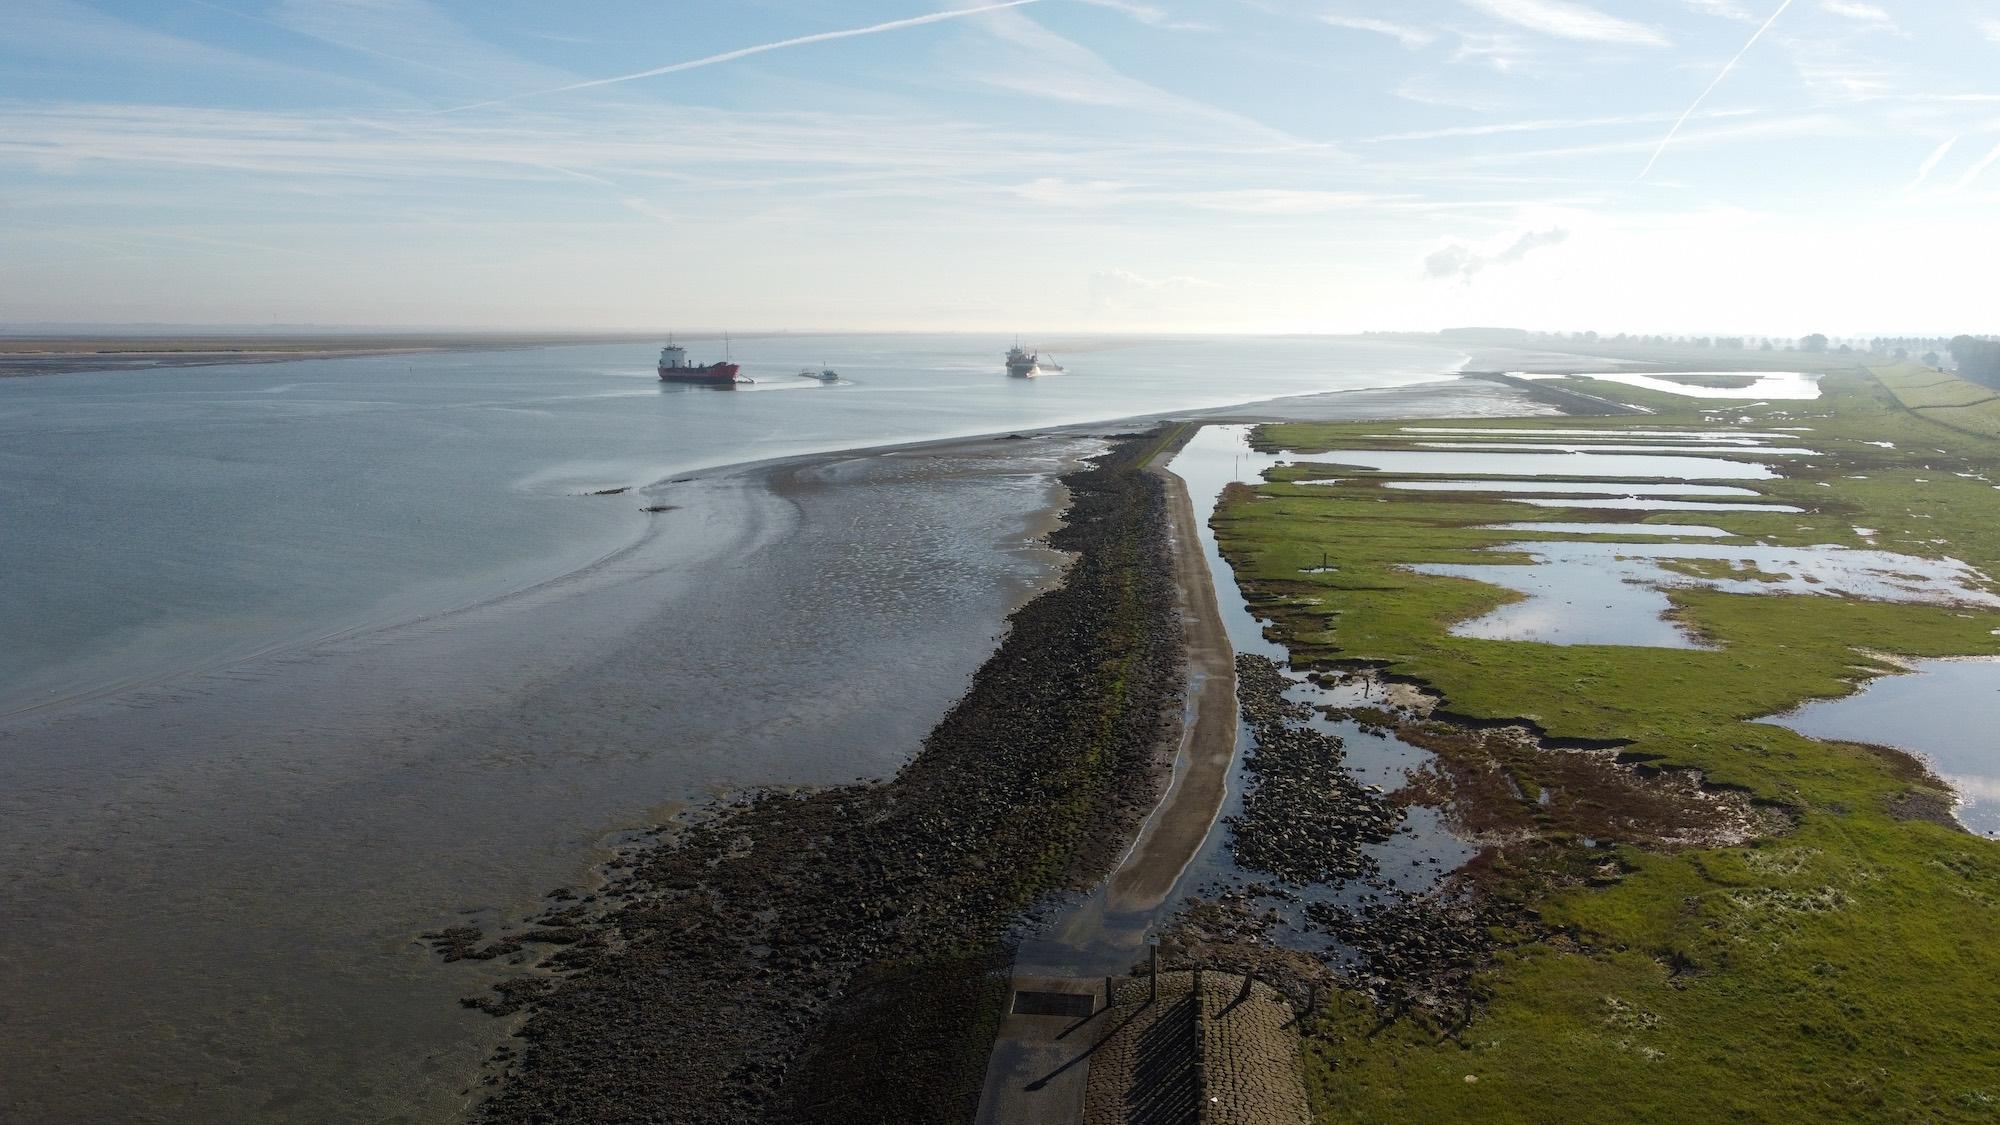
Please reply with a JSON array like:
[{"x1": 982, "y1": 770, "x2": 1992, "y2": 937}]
[
  {"x1": 0, "y1": 334, "x2": 1473, "y2": 1123},
  {"x1": 1, "y1": 334, "x2": 1459, "y2": 717}
]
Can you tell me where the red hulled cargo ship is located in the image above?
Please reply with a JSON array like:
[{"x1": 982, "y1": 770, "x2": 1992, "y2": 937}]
[{"x1": 657, "y1": 338, "x2": 741, "y2": 384}]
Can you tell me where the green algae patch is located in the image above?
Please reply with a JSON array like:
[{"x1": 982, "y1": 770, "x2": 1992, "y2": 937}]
[{"x1": 1217, "y1": 365, "x2": 2000, "y2": 1122}]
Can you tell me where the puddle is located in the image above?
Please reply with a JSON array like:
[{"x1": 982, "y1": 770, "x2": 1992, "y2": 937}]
[
  {"x1": 1413, "y1": 548, "x2": 1709, "y2": 648},
  {"x1": 1383, "y1": 481, "x2": 1761, "y2": 496},
  {"x1": 1506, "y1": 498, "x2": 1803, "y2": 512},
  {"x1": 1293, "y1": 449, "x2": 1776, "y2": 480},
  {"x1": 1411, "y1": 441, "x2": 1818, "y2": 457},
  {"x1": 1399, "y1": 427, "x2": 1799, "y2": 442},
  {"x1": 1514, "y1": 371, "x2": 1822, "y2": 400},
  {"x1": 1413, "y1": 541, "x2": 1999, "y2": 649},
  {"x1": 1481, "y1": 522, "x2": 1734, "y2": 537},
  {"x1": 1761, "y1": 657, "x2": 2000, "y2": 836}
]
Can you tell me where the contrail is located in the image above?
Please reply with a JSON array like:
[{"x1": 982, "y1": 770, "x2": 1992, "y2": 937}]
[
  {"x1": 440, "y1": 0, "x2": 1045, "y2": 114},
  {"x1": 1635, "y1": 0, "x2": 1794, "y2": 181},
  {"x1": 1949, "y1": 140, "x2": 2000, "y2": 193},
  {"x1": 1904, "y1": 135, "x2": 1959, "y2": 192}
]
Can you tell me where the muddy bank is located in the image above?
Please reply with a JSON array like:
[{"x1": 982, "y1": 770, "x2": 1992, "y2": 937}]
[
  {"x1": 1467, "y1": 372, "x2": 1651, "y2": 416},
  {"x1": 441, "y1": 429, "x2": 1184, "y2": 1124},
  {"x1": 0, "y1": 332, "x2": 659, "y2": 376}
]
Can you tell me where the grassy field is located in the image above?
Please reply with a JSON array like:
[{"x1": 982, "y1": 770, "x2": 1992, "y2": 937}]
[{"x1": 1213, "y1": 362, "x2": 2000, "y2": 1121}]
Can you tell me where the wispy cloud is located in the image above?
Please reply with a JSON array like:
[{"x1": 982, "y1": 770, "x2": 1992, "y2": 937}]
[
  {"x1": 443, "y1": 0, "x2": 1047, "y2": 112},
  {"x1": 1088, "y1": 267, "x2": 1217, "y2": 311},
  {"x1": 968, "y1": 8, "x2": 1302, "y2": 144},
  {"x1": 1780, "y1": 34, "x2": 1893, "y2": 99},
  {"x1": 1681, "y1": 0, "x2": 1756, "y2": 22},
  {"x1": 1636, "y1": 0, "x2": 1794, "y2": 181},
  {"x1": 1947, "y1": 141, "x2": 2000, "y2": 194},
  {"x1": 1903, "y1": 136, "x2": 1958, "y2": 192},
  {"x1": 3, "y1": 0, "x2": 400, "y2": 101},
  {"x1": 1819, "y1": 1, "x2": 1897, "y2": 31},
  {"x1": 1075, "y1": 0, "x2": 1207, "y2": 30},
  {"x1": 1393, "y1": 76, "x2": 1502, "y2": 111},
  {"x1": 1426, "y1": 225, "x2": 1570, "y2": 281},
  {"x1": 1319, "y1": 15, "x2": 1436, "y2": 49},
  {"x1": 1462, "y1": 0, "x2": 1671, "y2": 46},
  {"x1": 1364, "y1": 109, "x2": 1755, "y2": 143},
  {"x1": 1979, "y1": 19, "x2": 2000, "y2": 45}
]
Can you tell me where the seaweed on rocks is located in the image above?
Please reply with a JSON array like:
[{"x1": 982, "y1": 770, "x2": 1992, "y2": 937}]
[{"x1": 448, "y1": 430, "x2": 1184, "y2": 1125}]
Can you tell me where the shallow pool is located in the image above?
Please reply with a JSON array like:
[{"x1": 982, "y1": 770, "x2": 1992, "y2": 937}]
[
  {"x1": 1762, "y1": 658, "x2": 2000, "y2": 836},
  {"x1": 1383, "y1": 481, "x2": 1762, "y2": 496},
  {"x1": 1505, "y1": 498, "x2": 1804, "y2": 512},
  {"x1": 1298, "y1": 449, "x2": 1776, "y2": 480},
  {"x1": 1481, "y1": 522, "x2": 1735, "y2": 537},
  {"x1": 1412, "y1": 441, "x2": 1819, "y2": 457},
  {"x1": 1514, "y1": 371, "x2": 1822, "y2": 400},
  {"x1": 1413, "y1": 541, "x2": 1998, "y2": 648},
  {"x1": 1399, "y1": 427, "x2": 1800, "y2": 441}
]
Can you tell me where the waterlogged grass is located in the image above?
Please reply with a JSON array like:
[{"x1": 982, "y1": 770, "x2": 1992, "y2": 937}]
[{"x1": 1217, "y1": 363, "x2": 2000, "y2": 1121}]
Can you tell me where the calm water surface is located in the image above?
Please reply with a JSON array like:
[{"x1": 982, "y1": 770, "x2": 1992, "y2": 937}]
[
  {"x1": 1763, "y1": 658, "x2": 2000, "y2": 836},
  {"x1": 0, "y1": 335, "x2": 1462, "y2": 716}
]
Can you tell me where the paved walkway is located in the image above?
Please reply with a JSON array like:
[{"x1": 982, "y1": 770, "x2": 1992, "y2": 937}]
[
  {"x1": 1100, "y1": 459, "x2": 1241, "y2": 914},
  {"x1": 976, "y1": 977, "x2": 1114, "y2": 1125}
]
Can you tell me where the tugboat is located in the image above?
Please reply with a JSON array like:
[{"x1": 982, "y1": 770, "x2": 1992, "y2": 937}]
[
  {"x1": 657, "y1": 336, "x2": 742, "y2": 384},
  {"x1": 797, "y1": 366, "x2": 840, "y2": 383}
]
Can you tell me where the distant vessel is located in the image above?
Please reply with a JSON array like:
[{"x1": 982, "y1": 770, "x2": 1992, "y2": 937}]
[
  {"x1": 798, "y1": 366, "x2": 839, "y2": 383},
  {"x1": 658, "y1": 336, "x2": 741, "y2": 384},
  {"x1": 1006, "y1": 343, "x2": 1046, "y2": 378}
]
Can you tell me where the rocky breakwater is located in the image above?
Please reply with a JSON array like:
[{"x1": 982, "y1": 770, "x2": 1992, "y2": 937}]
[{"x1": 432, "y1": 429, "x2": 1184, "y2": 1125}]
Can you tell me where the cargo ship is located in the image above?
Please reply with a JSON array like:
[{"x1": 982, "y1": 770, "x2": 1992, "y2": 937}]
[
  {"x1": 658, "y1": 337, "x2": 741, "y2": 384},
  {"x1": 1006, "y1": 344, "x2": 1043, "y2": 378}
]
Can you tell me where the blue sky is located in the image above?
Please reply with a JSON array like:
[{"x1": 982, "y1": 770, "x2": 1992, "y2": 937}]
[{"x1": 2, "y1": 0, "x2": 1996, "y2": 333}]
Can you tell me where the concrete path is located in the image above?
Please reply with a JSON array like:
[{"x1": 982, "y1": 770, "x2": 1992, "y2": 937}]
[
  {"x1": 1103, "y1": 455, "x2": 1241, "y2": 913},
  {"x1": 977, "y1": 429, "x2": 1247, "y2": 1125},
  {"x1": 976, "y1": 977, "x2": 1114, "y2": 1125}
]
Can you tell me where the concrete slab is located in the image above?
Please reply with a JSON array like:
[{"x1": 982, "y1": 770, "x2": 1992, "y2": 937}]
[{"x1": 975, "y1": 977, "x2": 1112, "y2": 1125}]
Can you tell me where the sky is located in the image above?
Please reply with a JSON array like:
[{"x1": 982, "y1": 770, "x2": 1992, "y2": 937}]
[{"x1": 1, "y1": 0, "x2": 1997, "y2": 335}]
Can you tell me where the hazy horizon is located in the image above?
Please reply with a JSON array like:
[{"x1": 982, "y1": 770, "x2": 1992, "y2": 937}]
[{"x1": 4, "y1": 1, "x2": 1997, "y2": 335}]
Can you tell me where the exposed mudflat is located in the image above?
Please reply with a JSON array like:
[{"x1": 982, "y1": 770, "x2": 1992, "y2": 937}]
[{"x1": 439, "y1": 432, "x2": 1184, "y2": 1124}]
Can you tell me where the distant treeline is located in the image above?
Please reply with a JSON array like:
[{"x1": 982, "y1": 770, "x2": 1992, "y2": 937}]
[
  {"x1": 1952, "y1": 336, "x2": 2000, "y2": 387},
  {"x1": 1393, "y1": 328, "x2": 2000, "y2": 371}
]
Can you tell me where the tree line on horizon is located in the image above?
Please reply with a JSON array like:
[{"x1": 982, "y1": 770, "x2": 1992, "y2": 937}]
[{"x1": 1950, "y1": 335, "x2": 2000, "y2": 387}]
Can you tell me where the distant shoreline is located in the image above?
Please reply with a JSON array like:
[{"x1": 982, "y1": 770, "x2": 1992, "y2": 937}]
[{"x1": 0, "y1": 333, "x2": 662, "y2": 377}]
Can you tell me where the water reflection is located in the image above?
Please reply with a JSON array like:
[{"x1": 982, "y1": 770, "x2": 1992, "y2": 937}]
[
  {"x1": 1514, "y1": 370, "x2": 1822, "y2": 400},
  {"x1": 1415, "y1": 541, "x2": 2000, "y2": 648},
  {"x1": 1762, "y1": 658, "x2": 2000, "y2": 836}
]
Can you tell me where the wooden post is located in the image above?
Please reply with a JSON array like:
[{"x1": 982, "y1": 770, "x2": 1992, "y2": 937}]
[{"x1": 1149, "y1": 944, "x2": 1159, "y2": 1003}]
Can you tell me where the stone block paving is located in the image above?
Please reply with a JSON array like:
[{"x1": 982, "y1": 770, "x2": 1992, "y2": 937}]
[{"x1": 1082, "y1": 970, "x2": 1311, "y2": 1125}]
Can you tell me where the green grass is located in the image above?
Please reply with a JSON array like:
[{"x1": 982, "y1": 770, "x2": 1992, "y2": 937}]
[{"x1": 1214, "y1": 363, "x2": 2000, "y2": 1122}]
